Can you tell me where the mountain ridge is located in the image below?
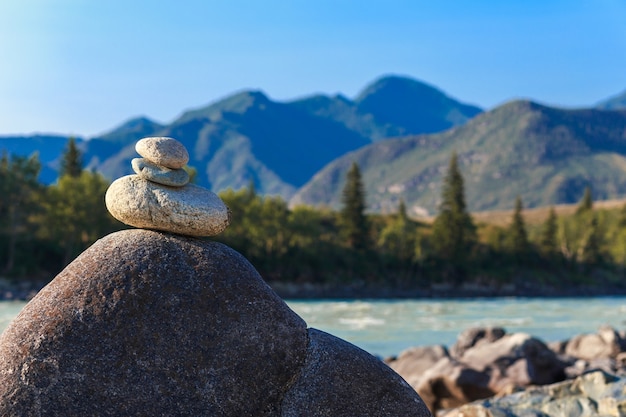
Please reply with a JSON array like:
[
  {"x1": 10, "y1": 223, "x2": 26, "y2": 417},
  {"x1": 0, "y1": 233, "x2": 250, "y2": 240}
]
[
  {"x1": 3, "y1": 76, "x2": 626, "y2": 213},
  {"x1": 290, "y1": 99, "x2": 626, "y2": 214},
  {"x1": 597, "y1": 89, "x2": 626, "y2": 110},
  {"x1": 1, "y1": 75, "x2": 482, "y2": 197}
]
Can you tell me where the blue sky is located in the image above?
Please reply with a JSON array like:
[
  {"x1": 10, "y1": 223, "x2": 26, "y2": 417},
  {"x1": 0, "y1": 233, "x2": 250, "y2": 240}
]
[{"x1": 1, "y1": 0, "x2": 625, "y2": 137}]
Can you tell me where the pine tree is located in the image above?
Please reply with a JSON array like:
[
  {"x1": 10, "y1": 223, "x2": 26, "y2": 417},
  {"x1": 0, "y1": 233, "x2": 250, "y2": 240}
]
[
  {"x1": 613, "y1": 203, "x2": 626, "y2": 266},
  {"x1": 572, "y1": 185, "x2": 601, "y2": 265},
  {"x1": 539, "y1": 206, "x2": 559, "y2": 256},
  {"x1": 340, "y1": 162, "x2": 369, "y2": 250},
  {"x1": 398, "y1": 198, "x2": 409, "y2": 223},
  {"x1": 60, "y1": 137, "x2": 83, "y2": 178},
  {"x1": 431, "y1": 152, "x2": 476, "y2": 263},
  {"x1": 508, "y1": 196, "x2": 529, "y2": 257},
  {"x1": 578, "y1": 214, "x2": 602, "y2": 265},
  {"x1": 575, "y1": 186, "x2": 593, "y2": 215},
  {"x1": 618, "y1": 203, "x2": 626, "y2": 228}
]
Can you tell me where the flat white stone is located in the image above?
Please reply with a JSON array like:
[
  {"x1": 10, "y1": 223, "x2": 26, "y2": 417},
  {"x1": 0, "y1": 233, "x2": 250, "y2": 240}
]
[
  {"x1": 105, "y1": 175, "x2": 230, "y2": 237},
  {"x1": 136, "y1": 137, "x2": 189, "y2": 169}
]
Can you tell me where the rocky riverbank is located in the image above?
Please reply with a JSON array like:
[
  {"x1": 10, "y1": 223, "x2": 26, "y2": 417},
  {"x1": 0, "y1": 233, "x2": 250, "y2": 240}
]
[
  {"x1": 270, "y1": 280, "x2": 626, "y2": 299},
  {"x1": 0, "y1": 278, "x2": 45, "y2": 301},
  {"x1": 444, "y1": 370, "x2": 626, "y2": 417},
  {"x1": 7, "y1": 278, "x2": 626, "y2": 302},
  {"x1": 5, "y1": 276, "x2": 626, "y2": 415},
  {"x1": 386, "y1": 325, "x2": 626, "y2": 416}
]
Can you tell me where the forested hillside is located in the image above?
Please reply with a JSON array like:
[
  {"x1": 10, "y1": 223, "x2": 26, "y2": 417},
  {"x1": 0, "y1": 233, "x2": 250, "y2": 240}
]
[
  {"x1": 291, "y1": 100, "x2": 626, "y2": 214},
  {"x1": 2, "y1": 141, "x2": 626, "y2": 298}
]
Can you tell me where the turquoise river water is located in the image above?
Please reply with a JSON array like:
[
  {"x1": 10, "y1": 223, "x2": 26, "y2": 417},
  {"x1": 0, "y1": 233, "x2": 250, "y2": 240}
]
[{"x1": 2, "y1": 297, "x2": 626, "y2": 358}]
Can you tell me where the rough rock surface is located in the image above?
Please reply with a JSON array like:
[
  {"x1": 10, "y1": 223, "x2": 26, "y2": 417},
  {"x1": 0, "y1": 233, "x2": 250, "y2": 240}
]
[
  {"x1": 135, "y1": 136, "x2": 189, "y2": 169},
  {"x1": 457, "y1": 333, "x2": 567, "y2": 389},
  {"x1": 391, "y1": 328, "x2": 568, "y2": 414},
  {"x1": 415, "y1": 356, "x2": 493, "y2": 412},
  {"x1": 282, "y1": 329, "x2": 430, "y2": 416},
  {"x1": 387, "y1": 345, "x2": 449, "y2": 387},
  {"x1": 442, "y1": 370, "x2": 626, "y2": 417},
  {"x1": 449, "y1": 326, "x2": 506, "y2": 358},
  {"x1": 564, "y1": 324, "x2": 623, "y2": 361},
  {"x1": 105, "y1": 175, "x2": 230, "y2": 236},
  {"x1": 0, "y1": 229, "x2": 431, "y2": 416}
]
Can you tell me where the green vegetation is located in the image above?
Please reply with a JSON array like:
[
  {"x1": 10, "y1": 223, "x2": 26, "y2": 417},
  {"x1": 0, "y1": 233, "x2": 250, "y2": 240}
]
[
  {"x1": 340, "y1": 162, "x2": 369, "y2": 251},
  {"x1": 0, "y1": 152, "x2": 42, "y2": 274},
  {"x1": 0, "y1": 143, "x2": 120, "y2": 279},
  {"x1": 59, "y1": 137, "x2": 82, "y2": 178},
  {"x1": 3, "y1": 143, "x2": 626, "y2": 296},
  {"x1": 507, "y1": 196, "x2": 530, "y2": 260},
  {"x1": 431, "y1": 152, "x2": 476, "y2": 266}
]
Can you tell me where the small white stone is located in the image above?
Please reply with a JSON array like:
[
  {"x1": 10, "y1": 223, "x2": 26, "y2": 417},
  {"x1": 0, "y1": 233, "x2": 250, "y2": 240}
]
[
  {"x1": 105, "y1": 175, "x2": 230, "y2": 237},
  {"x1": 136, "y1": 137, "x2": 189, "y2": 169}
]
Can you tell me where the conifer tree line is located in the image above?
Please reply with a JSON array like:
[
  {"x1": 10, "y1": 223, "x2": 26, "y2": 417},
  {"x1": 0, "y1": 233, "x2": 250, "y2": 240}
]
[{"x1": 2, "y1": 140, "x2": 626, "y2": 292}]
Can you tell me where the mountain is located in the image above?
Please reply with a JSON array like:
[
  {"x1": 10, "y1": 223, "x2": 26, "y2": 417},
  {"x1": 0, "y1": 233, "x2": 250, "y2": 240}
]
[
  {"x1": 0, "y1": 117, "x2": 164, "y2": 184},
  {"x1": 83, "y1": 116, "x2": 165, "y2": 169},
  {"x1": 597, "y1": 89, "x2": 626, "y2": 110},
  {"x1": 0, "y1": 134, "x2": 84, "y2": 184},
  {"x1": 289, "y1": 75, "x2": 482, "y2": 141},
  {"x1": 1, "y1": 75, "x2": 481, "y2": 195},
  {"x1": 90, "y1": 90, "x2": 372, "y2": 196},
  {"x1": 290, "y1": 100, "x2": 626, "y2": 215},
  {"x1": 173, "y1": 90, "x2": 376, "y2": 194}
]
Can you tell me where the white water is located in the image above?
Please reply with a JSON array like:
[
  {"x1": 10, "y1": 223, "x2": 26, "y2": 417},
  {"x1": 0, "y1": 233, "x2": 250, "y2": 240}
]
[{"x1": 2, "y1": 297, "x2": 626, "y2": 358}]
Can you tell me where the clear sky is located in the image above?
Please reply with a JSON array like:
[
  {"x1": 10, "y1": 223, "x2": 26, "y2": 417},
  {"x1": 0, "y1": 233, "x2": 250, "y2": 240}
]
[{"x1": 1, "y1": 0, "x2": 625, "y2": 137}]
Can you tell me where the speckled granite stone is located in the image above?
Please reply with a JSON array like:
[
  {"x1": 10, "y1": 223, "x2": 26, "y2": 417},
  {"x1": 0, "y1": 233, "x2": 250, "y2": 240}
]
[
  {"x1": 105, "y1": 175, "x2": 230, "y2": 236},
  {"x1": 0, "y1": 230, "x2": 308, "y2": 416},
  {"x1": 135, "y1": 136, "x2": 189, "y2": 169},
  {"x1": 282, "y1": 328, "x2": 432, "y2": 416},
  {"x1": 0, "y1": 230, "x2": 432, "y2": 417}
]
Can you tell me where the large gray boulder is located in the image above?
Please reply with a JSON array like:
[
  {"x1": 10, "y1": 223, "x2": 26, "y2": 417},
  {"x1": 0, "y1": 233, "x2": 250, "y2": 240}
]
[
  {"x1": 0, "y1": 229, "x2": 430, "y2": 416},
  {"x1": 283, "y1": 329, "x2": 427, "y2": 416}
]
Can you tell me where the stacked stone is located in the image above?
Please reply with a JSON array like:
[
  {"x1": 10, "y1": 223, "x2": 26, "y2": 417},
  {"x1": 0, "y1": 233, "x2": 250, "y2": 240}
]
[{"x1": 105, "y1": 137, "x2": 230, "y2": 237}]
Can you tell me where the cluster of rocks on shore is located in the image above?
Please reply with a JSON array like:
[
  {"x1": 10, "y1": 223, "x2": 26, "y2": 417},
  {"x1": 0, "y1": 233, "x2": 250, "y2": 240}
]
[
  {"x1": 0, "y1": 137, "x2": 431, "y2": 416},
  {"x1": 387, "y1": 325, "x2": 626, "y2": 416}
]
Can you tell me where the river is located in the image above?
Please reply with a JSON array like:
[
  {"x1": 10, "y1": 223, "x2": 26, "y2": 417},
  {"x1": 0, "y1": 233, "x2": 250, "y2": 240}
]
[{"x1": 2, "y1": 297, "x2": 626, "y2": 358}]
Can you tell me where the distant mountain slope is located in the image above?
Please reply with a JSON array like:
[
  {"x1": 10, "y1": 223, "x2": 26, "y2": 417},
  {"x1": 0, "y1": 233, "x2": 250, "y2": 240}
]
[
  {"x1": 597, "y1": 89, "x2": 626, "y2": 110},
  {"x1": 289, "y1": 75, "x2": 482, "y2": 141},
  {"x1": 354, "y1": 75, "x2": 483, "y2": 135},
  {"x1": 83, "y1": 116, "x2": 165, "y2": 168},
  {"x1": 0, "y1": 134, "x2": 83, "y2": 183},
  {"x1": 290, "y1": 100, "x2": 626, "y2": 215},
  {"x1": 0, "y1": 117, "x2": 164, "y2": 184},
  {"x1": 91, "y1": 91, "x2": 372, "y2": 195},
  {"x1": 0, "y1": 74, "x2": 483, "y2": 195}
]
